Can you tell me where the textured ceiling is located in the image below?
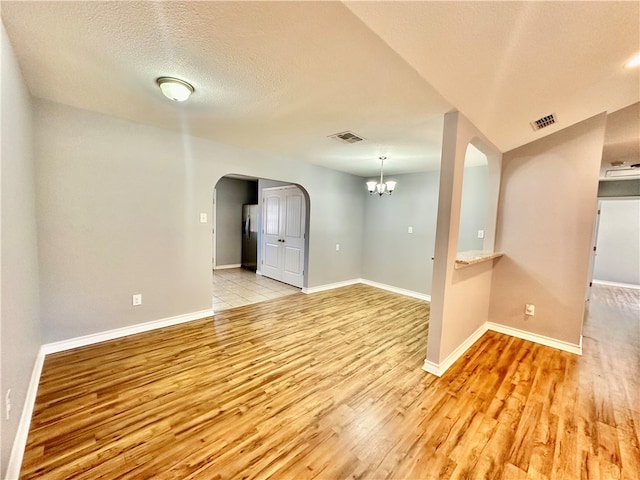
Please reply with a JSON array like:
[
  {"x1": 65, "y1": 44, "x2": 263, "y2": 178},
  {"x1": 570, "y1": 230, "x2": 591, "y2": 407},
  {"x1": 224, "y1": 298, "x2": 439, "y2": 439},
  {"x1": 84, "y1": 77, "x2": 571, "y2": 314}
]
[
  {"x1": 1, "y1": 1, "x2": 638, "y2": 177},
  {"x1": 0, "y1": 1, "x2": 449, "y2": 177},
  {"x1": 345, "y1": 1, "x2": 640, "y2": 154}
]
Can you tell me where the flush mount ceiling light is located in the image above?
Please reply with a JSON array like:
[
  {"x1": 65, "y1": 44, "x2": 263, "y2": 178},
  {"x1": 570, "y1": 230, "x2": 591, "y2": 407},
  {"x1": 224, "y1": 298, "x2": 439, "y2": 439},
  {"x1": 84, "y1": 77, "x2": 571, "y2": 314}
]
[
  {"x1": 156, "y1": 77, "x2": 194, "y2": 102},
  {"x1": 626, "y1": 53, "x2": 640, "y2": 68},
  {"x1": 366, "y1": 156, "x2": 397, "y2": 196}
]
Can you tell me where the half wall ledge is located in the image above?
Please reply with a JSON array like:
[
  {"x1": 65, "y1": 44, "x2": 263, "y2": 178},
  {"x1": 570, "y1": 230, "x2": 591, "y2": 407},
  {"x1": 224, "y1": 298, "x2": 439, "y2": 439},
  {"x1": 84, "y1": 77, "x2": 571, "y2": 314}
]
[{"x1": 454, "y1": 251, "x2": 504, "y2": 269}]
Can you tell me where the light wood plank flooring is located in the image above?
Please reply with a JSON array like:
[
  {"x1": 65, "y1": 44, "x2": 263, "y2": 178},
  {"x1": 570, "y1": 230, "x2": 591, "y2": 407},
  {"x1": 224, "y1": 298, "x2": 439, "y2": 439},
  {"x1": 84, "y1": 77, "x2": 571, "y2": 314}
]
[{"x1": 19, "y1": 284, "x2": 639, "y2": 479}]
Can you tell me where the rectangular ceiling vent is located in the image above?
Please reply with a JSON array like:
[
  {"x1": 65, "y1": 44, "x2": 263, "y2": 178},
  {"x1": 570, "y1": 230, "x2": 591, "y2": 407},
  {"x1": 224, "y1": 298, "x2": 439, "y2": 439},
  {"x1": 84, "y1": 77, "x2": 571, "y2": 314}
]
[
  {"x1": 531, "y1": 113, "x2": 557, "y2": 131},
  {"x1": 328, "y1": 131, "x2": 365, "y2": 144},
  {"x1": 605, "y1": 168, "x2": 640, "y2": 178}
]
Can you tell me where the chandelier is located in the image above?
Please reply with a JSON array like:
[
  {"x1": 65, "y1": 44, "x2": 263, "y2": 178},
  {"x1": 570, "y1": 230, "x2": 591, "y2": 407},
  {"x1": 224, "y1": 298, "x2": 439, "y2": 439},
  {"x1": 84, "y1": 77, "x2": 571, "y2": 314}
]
[{"x1": 366, "y1": 156, "x2": 397, "y2": 196}]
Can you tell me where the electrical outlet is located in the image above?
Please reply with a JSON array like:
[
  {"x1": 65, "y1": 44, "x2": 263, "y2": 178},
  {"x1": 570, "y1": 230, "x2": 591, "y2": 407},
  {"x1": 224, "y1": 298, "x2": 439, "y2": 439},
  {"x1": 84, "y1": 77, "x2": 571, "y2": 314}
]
[
  {"x1": 5, "y1": 389, "x2": 11, "y2": 420},
  {"x1": 408, "y1": 226, "x2": 413, "y2": 234},
  {"x1": 525, "y1": 304, "x2": 535, "y2": 316},
  {"x1": 132, "y1": 294, "x2": 142, "y2": 306},
  {"x1": 477, "y1": 229, "x2": 485, "y2": 239},
  {"x1": 335, "y1": 244, "x2": 340, "y2": 251},
  {"x1": 200, "y1": 213, "x2": 207, "y2": 223}
]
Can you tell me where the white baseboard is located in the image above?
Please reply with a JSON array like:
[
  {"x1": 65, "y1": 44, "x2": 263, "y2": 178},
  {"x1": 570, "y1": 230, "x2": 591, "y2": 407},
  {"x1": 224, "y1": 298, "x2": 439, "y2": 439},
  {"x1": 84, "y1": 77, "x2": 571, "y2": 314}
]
[
  {"x1": 214, "y1": 264, "x2": 242, "y2": 270},
  {"x1": 302, "y1": 278, "x2": 431, "y2": 301},
  {"x1": 359, "y1": 279, "x2": 431, "y2": 302},
  {"x1": 422, "y1": 323, "x2": 488, "y2": 377},
  {"x1": 256, "y1": 270, "x2": 262, "y2": 276},
  {"x1": 487, "y1": 322, "x2": 582, "y2": 355},
  {"x1": 302, "y1": 279, "x2": 361, "y2": 294},
  {"x1": 421, "y1": 319, "x2": 583, "y2": 378},
  {"x1": 5, "y1": 347, "x2": 46, "y2": 480},
  {"x1": 592, "y1": 279, "x2": 640, "y2": 290},
  {"x1": 41, "y1": 309, "x2": 213, "y2": 355}
]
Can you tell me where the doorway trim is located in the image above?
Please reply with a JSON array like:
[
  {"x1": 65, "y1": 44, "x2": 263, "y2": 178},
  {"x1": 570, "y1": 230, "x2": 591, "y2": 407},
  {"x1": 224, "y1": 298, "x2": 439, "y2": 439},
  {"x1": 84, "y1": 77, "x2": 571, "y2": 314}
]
[
  {"x1": 589, "y1": 196, "x2": 640, "y2": 291},
  {"x1": 212, "y1": 186, "x2": 217, "y2": 270}
]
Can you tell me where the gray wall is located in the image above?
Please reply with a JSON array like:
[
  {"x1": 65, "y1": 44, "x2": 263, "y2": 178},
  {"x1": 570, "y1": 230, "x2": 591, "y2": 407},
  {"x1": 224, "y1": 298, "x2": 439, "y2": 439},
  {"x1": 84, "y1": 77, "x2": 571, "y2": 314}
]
[
  {"x1": 1, "y1": 24, "x2": 42, "y2": 478},
  {"x1": 593, "y1": 199, "x2": 640, "y2": 285},
  {"x1": 259, "y1": 179, "x2": 291, "y2": 191},
  {"x1": 34, "y1": 99, "x2": 365, "y2": 343},
  {"x1": 490, "y1": 114, "x2": 607, "y2": 345},
  {"x1": 361, "y1": 172, "x2": 439, "y2": 295},
  {"x1": 458, "y1": 165, "x2": 489, "y2": 252},
  {"x1": 598, "y1": 179, "x2": 640, "y2": 197},
  {"x1": 215, "y1": 177, "x2": 257, "y2": 267}
]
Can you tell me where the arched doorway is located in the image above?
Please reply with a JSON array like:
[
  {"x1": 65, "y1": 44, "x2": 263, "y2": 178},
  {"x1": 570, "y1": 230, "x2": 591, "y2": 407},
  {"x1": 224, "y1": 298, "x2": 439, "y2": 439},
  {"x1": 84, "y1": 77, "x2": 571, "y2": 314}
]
[{"x1": 212, "y1": 175, "x2": 310, "y2": 312}]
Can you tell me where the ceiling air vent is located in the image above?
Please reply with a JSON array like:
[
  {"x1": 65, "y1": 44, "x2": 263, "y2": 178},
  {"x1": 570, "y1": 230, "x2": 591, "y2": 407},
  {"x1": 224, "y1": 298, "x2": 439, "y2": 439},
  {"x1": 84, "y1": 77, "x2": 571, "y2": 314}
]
[
  {"x1": 531, "y1": 113, "x2": 557, "y2": 131},
  {"x1": 328, "y1": 131, "x2": 365, "y2": 144},
  {"x1": 605, "y1": 168, "x2": 640, "y2": 178}
]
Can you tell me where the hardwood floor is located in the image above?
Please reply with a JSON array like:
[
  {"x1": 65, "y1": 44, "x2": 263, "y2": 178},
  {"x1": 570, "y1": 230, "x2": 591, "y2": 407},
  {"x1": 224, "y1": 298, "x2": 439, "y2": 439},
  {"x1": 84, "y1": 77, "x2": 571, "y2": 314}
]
[{"x1": 19, "y1": 284, "x2": 639, "y2": 479}]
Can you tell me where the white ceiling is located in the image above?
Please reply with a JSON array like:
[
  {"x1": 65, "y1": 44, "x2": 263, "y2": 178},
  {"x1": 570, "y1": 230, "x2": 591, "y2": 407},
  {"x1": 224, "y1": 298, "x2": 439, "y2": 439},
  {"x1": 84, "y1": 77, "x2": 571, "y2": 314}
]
[{"x1": 1, "y1": 1, "x2": 638, "y2": 178}]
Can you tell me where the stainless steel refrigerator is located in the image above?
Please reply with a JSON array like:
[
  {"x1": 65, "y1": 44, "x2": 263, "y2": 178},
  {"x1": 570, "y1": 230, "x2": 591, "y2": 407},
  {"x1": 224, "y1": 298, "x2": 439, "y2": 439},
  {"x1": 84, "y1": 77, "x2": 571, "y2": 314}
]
[{"x1": 241, "y1": 204, "x2": 258, "y2": 271}]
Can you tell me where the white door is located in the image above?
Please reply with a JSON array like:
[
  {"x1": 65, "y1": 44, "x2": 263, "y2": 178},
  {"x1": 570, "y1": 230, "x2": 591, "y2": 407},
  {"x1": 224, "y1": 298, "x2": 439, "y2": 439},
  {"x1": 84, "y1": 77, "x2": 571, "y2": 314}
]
[
  {"x1": 261, "y1": 186, "x2": 306, "y2": 287},
  {"x1": 262, "y1": 190, "x2": 283, "y2": 281},
  {"x1": 212, "y1": 188, "x2": 217, "y2": 268}
]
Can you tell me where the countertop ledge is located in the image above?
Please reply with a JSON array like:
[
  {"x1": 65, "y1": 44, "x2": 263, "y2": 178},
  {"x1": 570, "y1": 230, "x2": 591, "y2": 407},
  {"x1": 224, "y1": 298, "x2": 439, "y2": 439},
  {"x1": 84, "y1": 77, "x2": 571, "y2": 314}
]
[{"x1": 455, "y1": 251, "x2": 504, "y2": 268}]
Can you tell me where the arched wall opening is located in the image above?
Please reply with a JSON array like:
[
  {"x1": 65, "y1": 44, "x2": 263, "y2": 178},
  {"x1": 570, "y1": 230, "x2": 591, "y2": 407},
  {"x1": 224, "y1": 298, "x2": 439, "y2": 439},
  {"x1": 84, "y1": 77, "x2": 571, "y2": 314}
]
[
  {"x1": 212, "y1": 174, "x2": 311, "y2": 311},
  {"x1": 459, "y1": 137, "x2": 502, "y2": 255},
  {"x1": 458, "y1": 144, "x2": 489, "y2": 252}
]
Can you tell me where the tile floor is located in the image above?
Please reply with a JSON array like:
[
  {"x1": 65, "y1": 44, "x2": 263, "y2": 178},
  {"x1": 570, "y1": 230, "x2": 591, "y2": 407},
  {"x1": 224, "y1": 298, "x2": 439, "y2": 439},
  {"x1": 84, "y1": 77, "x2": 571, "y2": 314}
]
[{"x1": 212, "y1": 267, "x2": 301, "y2": 312}]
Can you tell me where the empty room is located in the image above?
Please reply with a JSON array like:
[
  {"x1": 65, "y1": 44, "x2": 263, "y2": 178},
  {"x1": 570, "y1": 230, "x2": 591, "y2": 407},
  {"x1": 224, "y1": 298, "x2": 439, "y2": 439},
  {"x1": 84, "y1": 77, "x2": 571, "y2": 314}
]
[{"x1": 2, "y1": 2, "x2": 639, "y2": 479}]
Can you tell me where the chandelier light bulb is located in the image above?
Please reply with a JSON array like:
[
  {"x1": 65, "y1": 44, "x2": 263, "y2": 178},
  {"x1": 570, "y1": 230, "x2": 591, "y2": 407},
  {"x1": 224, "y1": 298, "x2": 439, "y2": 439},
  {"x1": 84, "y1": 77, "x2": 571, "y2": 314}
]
[{"x1": 386, "y1": 180, "x2": 397, "y2": 193}]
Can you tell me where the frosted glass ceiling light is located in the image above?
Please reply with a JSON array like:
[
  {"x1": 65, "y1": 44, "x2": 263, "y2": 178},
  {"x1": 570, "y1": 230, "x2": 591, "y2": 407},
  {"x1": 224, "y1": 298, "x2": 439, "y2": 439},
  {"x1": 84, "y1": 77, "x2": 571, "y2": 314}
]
[
  {"x1": 366, "y1": 156, "x2": 397, "y2": 196},
  {"x1": 157, "y1": 77, "x2": 194, "y2": 102}
]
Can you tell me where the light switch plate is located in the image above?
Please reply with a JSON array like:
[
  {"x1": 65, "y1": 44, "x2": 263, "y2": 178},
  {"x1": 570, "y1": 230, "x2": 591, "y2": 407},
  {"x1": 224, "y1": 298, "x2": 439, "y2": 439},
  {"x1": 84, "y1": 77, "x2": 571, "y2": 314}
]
[{"x1": 200, "y1": 213, "x2": 207, "y2": 223}]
